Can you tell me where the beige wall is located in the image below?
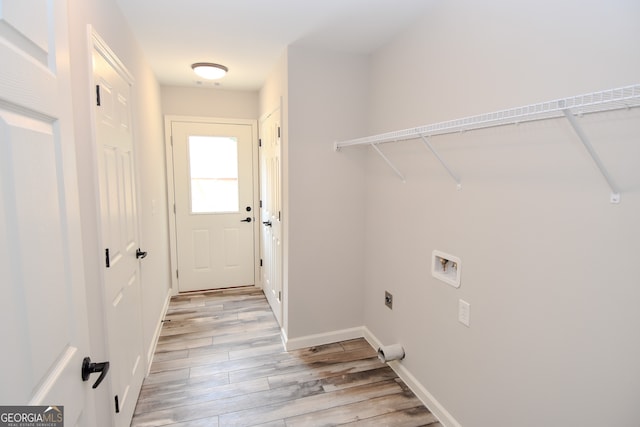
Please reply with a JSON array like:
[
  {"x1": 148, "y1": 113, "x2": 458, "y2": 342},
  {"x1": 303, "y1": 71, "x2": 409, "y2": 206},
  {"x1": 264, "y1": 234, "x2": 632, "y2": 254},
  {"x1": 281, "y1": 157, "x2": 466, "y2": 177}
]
[
  {"x1": 364, "y1": 1, "x2": 640, "y2": 426},
  {"x1": 161, "y1": 86, "x2": 259, "y2": 119}
]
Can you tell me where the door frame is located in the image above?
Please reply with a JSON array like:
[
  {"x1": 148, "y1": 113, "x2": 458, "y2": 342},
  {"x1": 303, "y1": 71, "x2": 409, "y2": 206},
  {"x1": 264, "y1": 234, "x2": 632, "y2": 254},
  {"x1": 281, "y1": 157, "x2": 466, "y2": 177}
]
[
  {"x1": 164, "y1": 116, "x2": 260, "y2": 294},
  {"x1": 259, "y1": 106, "x2": 284, "y2": 325},
  {"x1": 86, "y1": 27, "x2": 146, "y2": 424}
]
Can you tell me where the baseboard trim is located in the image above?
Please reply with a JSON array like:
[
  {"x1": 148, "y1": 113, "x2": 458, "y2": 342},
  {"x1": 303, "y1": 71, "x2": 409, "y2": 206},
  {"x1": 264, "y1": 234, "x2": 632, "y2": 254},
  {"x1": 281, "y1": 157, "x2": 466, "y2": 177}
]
[
  {"x1": 283, "y1": 326, "x2": 365, "y2": 351},
  {"x1": 362, "y1": 327, "x2": 462, "y2": 427},
  {"x1": 145, "y1": 289, "x2": 172, "y2": 375}
]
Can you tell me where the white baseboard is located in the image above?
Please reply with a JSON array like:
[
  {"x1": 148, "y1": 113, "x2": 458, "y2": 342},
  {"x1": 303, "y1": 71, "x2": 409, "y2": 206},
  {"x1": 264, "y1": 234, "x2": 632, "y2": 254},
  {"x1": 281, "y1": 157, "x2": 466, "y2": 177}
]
[
  {"x1": 362, "y1": 327, "x2": 462, "y2": 427},
  {"x1": 145, "y1": 289, "x2": 172, "y2": 375},
  {"x1": 283, "y1": 326, "x2": 365, "y2": 351}
]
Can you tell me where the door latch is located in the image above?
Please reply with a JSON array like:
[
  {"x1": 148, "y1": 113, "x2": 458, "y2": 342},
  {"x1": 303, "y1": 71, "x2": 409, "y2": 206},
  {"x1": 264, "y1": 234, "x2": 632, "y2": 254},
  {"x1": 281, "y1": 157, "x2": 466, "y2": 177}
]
[{"x1": 81, "y1": 357, "x2": 110, "y2": 389}]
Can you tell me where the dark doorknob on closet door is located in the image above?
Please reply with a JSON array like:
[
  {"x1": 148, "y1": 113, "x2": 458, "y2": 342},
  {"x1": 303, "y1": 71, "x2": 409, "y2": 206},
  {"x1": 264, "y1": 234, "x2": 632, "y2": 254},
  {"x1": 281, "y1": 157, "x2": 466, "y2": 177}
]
[
  {"x1": 81, "y1": 357, "x2": 110, "y2": 389},
  {"x1": 263, "y1": 220, "x2": 272, "y2": 227},
  {"x1": 241, "y1": 217, "x2": 252, "y2": 223},
  {"x1": 136, "y1": 248, "x2": 147, "y2": 259}
]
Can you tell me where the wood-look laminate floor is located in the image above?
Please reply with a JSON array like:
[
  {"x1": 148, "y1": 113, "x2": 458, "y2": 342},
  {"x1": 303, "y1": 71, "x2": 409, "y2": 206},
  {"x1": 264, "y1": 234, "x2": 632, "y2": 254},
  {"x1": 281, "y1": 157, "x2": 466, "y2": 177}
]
[{"x1": 131, "y1": 287, "x2": 441, "y2": 427}]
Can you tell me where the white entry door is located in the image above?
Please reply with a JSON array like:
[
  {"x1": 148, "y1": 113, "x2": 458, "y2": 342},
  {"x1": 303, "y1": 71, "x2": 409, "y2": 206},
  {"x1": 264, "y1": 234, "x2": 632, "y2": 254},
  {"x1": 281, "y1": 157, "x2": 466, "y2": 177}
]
[
  {"x1": 0, "y1": 0, "x2": 94, "y2": 424},
  {"x1": 92, "y1": 36, "x2": 145, "y2": 426},
  {"x1": 260, "y1": 110, "x2": 283, "y2": 325},
  {"x1": 172, "y1": 120, "x2": 257, "y2": 292}
]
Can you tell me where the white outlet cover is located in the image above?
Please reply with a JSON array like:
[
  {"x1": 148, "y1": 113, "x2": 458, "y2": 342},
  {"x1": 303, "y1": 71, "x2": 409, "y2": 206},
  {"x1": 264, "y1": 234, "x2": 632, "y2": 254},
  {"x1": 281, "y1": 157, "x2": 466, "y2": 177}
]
[{"x1": 458, "y1": 299, "x2": 470, "y2": 327}]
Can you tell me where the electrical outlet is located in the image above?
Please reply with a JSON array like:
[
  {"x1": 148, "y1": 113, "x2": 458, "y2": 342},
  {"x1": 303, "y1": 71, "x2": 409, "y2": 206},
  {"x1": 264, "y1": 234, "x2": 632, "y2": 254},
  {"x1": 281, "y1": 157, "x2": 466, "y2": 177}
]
[
  {"x1": 458, "y1": 299, "x2": 470, "y2": 327},
  {"x1": 384, "y1": 291, "x2": 393, "y2": 309}
]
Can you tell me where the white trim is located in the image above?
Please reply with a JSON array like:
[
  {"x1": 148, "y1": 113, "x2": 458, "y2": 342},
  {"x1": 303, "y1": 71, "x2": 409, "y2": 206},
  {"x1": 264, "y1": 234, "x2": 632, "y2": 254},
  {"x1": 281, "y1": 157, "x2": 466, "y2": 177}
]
[
  {"x1": 145, "y1": 289, "x2": 172, "y2": 375},
  {"x1": 280, "y1": 327, "x2": 288, "y2": 349},
  {"x1": 362, "y1": 327, "x2": 462, "y2": 427},
  {"x1": 283, "y1": 326, "x2": 365, "y2": 351}
]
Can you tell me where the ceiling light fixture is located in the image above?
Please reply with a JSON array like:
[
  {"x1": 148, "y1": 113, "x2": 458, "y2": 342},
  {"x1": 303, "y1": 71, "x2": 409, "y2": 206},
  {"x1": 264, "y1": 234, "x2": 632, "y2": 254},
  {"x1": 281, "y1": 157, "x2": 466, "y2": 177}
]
[{"x1": 191, "y1": 62, "x2": 228, "y2": 80}]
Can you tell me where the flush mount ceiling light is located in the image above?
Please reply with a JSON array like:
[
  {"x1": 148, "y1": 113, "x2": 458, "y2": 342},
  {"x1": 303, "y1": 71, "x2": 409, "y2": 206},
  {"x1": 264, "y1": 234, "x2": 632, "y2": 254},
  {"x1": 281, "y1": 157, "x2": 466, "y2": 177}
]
[{"x1": 191, "y1": 62, "x2": 228, "y2": 80}]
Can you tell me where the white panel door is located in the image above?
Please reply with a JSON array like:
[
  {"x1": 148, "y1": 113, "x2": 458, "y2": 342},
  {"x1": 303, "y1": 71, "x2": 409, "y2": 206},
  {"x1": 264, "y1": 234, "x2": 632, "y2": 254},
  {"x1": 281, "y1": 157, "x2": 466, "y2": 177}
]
[
  {"x1": 92, "y1": 41, "x2": 145, "y2": 426},
  {"x1": 0, "y1": 0, "x2": 93, "y2": 424},
  {"x1": 172, "y1": 121, "x2": 256, "y2": 292},
  {"x1": 260, "y1": 110, "x2": 283, "y2": 326}
]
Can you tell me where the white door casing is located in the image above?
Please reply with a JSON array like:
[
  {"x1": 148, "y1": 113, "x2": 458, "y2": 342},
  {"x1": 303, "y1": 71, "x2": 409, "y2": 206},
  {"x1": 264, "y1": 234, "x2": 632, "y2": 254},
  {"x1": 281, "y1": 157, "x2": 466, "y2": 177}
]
[
  {"x1": 0, "y1": 0, "x2": 94, "y2": 424},
  {"x1": 260, "y1": 109, "x2": 283, "y2": 326},
  {"x1": 91, "y1": 32, "x2": 145, "y2": 426},
  {"x1": 170, "y1": 119, "x2": 258, "y2": 292}
]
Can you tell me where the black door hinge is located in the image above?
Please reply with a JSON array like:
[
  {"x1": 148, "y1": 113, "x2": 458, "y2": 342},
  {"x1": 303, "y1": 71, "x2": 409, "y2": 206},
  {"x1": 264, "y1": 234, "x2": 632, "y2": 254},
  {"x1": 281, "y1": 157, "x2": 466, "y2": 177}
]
[
  {"x1": 105, "y1": 248, "x2": 110, "y2": 268},
  {"x1": 114, "y1": 395, "x2": 120, "y2": 413},
  {"x1": 259, "y1": 138, "x2": 262, "y2": 147},
  {"x1": 96, "y1": 85, "x2": 101, "y2": 106},
  {"x1": 260, "y1": 259, "x2": 263, "y2": 267},
  {"x1": 277, "y1": 127, "x2": 281, "y2": 138},
  {"x1": 259, "y1": 200, "x2": 262, "y2": 208}
]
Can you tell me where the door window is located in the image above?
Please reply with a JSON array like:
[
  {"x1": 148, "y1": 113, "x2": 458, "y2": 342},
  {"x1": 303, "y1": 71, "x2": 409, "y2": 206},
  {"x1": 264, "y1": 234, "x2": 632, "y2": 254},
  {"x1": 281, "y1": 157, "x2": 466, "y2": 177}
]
[{"x1": 189, "y1": 135, "x2": 239, "y2": 213}]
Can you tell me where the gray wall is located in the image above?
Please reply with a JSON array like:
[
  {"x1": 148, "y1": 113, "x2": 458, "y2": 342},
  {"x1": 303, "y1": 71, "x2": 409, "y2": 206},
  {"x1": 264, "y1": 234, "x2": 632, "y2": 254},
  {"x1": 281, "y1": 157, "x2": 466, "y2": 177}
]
[
  {"x1": 363, "y1": 1, "x2": 640, "y2": 426},
  {"x1": 286, "y1": 46, "x2": 369, "y2": 339},
  {"x1": 161, "y1": 86, "x2": 259, "y2": 119},
  {"x1": 259, "y1": 47, "x2": 370, "y2": 342}
]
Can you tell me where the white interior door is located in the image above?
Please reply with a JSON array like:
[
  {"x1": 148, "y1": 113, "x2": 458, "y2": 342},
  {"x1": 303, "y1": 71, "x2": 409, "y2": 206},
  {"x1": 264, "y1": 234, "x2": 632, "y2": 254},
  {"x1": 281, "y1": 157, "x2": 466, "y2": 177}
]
[
  {"x1": 92, "y1": 37, "x2": 145, "y2": 426},
  {"x1": 172, "y1": 120, "x2": 257, "y2": 292},
  {"x1": 260, "y1": 110, "x2": 283, "y2": 325},
  {"x1": 0, "y1": 0, "x2": 94, "y2": 424}
]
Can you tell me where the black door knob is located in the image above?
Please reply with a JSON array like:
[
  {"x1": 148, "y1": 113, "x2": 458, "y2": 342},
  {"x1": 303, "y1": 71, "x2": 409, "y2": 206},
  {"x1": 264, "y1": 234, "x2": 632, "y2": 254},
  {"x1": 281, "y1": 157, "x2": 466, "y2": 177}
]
[
  {"x1": 136, "y1": 248, "x2": 147, "y2": 259},
  {"x1": 263, "y1": 220, "x2": 272, "y2": 227},
  {"x1": 81, "y1": 357, "x2": 110, "y2": 389},
  {"x1": 240, "y1": 217, "x2": 252, "y2": 223}
]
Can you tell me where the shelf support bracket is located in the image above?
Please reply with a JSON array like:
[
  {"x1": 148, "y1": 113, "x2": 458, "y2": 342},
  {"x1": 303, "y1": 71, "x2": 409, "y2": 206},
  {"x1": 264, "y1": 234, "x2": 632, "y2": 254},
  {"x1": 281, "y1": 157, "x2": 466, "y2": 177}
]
[
  {"x1": 418, "y1": 134, "x2": 462, "y2": 190},
  {"x1": 371, "y1": 143, "x2": 406, "y2": 183},
  {"x1": 562, "y1": 110, "x2": 621, "y2": 204}
]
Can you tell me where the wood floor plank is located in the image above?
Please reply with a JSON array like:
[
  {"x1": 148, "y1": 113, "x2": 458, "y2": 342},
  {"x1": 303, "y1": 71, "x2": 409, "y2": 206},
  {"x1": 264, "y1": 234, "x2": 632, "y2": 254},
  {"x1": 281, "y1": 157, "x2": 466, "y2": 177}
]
[
  {"x1": 228, "y1": 347, "x2": 378, "y2": 384},
  {"x1": 163, "y1": 416, "x2": 219, "y2": 427},
  {"x1": 266, "y1": 357, "x2": 385, "y2": 389},
  {"x1": 187, "y1": 331, "x2": 282, "y2": 358},
  {"x1": 132, "y1": 287, "x2": 440, "y2": 427},
  {"x1": 284, "y1": 390, "x2": 424, "y2": 426},
  {"x1": 135, "y1": 378, "x2": 271, "y2": 414},
  {"x1": 217, "y1": 379, "x2": 403, "y2": 426},
  {"x1": 137, "y1": 371, "x2": 230, "y2": 400},
  {"x1": 188, "y1": 350, "x2": 293, "y2": 379},
  {"x1": 155, "y1": 336, "x2": 213, "y2": 353},
  {"x1": 340, "y1": 406, "x2": 441, "y2": 426},
  {"x1": 131, "y1": 381, "x2": 325, "y2": 426}
]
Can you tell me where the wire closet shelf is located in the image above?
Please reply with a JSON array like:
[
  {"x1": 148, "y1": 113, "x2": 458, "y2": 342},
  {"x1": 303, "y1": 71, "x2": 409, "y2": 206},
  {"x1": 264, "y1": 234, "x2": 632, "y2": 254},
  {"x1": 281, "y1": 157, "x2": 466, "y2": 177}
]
[
  {"x1": 333, "y1": 83, "x2": 640, "y2": 204},
  {"x1": 334, "y1": 84, "x2": 640, "y2": 149}
]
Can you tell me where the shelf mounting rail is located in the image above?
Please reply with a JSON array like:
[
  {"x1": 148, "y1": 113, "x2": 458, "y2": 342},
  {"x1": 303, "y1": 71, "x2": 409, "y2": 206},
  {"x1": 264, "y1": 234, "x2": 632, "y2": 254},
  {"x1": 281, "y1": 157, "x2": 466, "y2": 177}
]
[{"x1": 334, "y1": 84, "x2": 640, "y2": 202}]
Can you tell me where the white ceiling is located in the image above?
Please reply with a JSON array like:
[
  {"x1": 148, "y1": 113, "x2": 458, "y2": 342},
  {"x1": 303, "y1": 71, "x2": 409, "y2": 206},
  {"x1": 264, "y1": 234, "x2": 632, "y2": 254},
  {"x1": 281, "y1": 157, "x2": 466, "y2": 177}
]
[{"x1": 114, "y1": 0, "x2": 433, "y2": 90}]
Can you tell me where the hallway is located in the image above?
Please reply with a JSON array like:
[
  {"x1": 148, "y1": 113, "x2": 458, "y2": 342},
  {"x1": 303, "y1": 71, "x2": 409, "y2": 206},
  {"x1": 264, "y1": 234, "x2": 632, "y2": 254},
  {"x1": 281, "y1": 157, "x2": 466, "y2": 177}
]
[{"x1": 131, "y1": 287, "x2": 441, "y2": 426}]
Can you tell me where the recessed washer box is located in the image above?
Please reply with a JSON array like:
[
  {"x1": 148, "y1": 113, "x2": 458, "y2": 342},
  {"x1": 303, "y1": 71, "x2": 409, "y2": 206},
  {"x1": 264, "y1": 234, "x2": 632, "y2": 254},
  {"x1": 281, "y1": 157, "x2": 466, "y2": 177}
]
[{"x1": 432, "y1": 250, "x2": 461, "y2": 288}]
